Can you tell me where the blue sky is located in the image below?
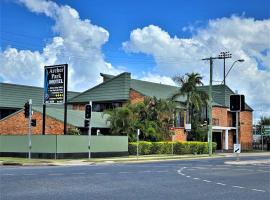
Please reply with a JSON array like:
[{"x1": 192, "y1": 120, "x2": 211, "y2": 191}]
[
  {"x1": 1, "y1": 0, "x2": 270, "y2": 120},
  {"x1": 1, "y1": 0, "x2": 269, "y2": 74}
]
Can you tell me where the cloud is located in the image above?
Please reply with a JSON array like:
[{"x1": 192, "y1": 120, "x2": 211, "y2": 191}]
[
  {"x1": 140, "y1": 73, "x2": 176, "y2": 86},
  {"x1": 0, "y1": 0, "x2": 121, "y2": 91},
  {"x1": 123, "y1": 16, "x2": 270, "y2": 120}
]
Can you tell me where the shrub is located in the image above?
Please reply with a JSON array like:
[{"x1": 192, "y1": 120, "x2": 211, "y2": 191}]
[{"x1": 128, "y1": 141, "x2": 217, "y2": 155}]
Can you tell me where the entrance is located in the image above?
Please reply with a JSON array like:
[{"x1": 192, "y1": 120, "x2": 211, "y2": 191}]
[{"x1": 213, "y1": 132, "x2": 222, "y2": 150}]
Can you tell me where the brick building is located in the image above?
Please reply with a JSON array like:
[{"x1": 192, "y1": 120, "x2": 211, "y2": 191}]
[{"x1": 0, "y1": 72, "x2": 253, "y2": 150}]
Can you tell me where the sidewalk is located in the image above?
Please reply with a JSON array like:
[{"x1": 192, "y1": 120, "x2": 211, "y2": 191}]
[
  {"x1": 0, "y1": 152, "x2": 269, "y2": 166},
  {"x1": 0, "y1": 154, "x2": 221, "y2": 166}
]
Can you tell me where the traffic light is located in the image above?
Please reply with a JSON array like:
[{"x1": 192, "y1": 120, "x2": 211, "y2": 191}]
[
  {"x1": 85, "y1": 104, "x2": 91, "y2": 119},
  {"x1": 84, "y1": 119, "x2": 90, "y2": 128},
  {"x1": 24, "y1": 102, "x2": 30, "y2": 118},
  {"x1": 31, "y1": 119, "x2": 36, "y2": 127},
  {"x1": 230, "y1": 95, "x2": 245, "y2": 111}
]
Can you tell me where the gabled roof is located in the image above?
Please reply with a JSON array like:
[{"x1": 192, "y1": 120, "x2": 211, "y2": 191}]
[
  {"x1": 69, "y1": 72, "x2": 131, "y2": 103},
  {"x1": 100, "y1": 73, "x2": 253, "y2": 111},
  {"x1": 0, "y1": 106, "x2": 109, "y2": 128},
  {"x1": 0, "y1": 83, "x2": 79, "y2": 108}
]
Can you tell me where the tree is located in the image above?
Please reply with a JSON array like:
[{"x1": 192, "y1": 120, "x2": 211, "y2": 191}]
[
  {"x1": 105, "y1": 107, "x2": 133, "y2": 136},
  {"x1": 259, "y1": 116, "x2": 270, "y2": 125},
  {"x1": 171, "y1": 72, "x2": 208, "y2": 124},
  {"x1": 105, "y1": 97, "x2": 176, "y2": 142}
]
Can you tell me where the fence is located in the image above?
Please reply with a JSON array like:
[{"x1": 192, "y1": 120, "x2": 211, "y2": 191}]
[{"x1": 0, "y1": 135, "x2": 128, "y2": 158}]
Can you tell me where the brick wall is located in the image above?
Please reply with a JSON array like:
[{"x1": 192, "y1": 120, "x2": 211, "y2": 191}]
[
  {"x1": 212, "y1": 107, "x2": 229, "y2": 127},
  {"x1": 129, "y1": 89, "x2": 145, "y2": 104},
  {"x1": 0, "y1": 110, "x2": 70, "y2": 135},
  {"x1": 239, "y1": 111, "x2": 253, "y2": 150}
]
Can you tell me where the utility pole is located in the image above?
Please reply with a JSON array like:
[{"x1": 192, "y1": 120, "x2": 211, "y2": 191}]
[
  {"x1": 218, "y1": 51, "x2": 232, "y2": 85},
  {"x1": 202, "y1": 55, "x2": 223, "y2": 156},
  {"x1": 28, "y1": 99, "x2": 32, "y2": 159}
]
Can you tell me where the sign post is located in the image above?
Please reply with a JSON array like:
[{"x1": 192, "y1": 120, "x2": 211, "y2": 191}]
[
  {"x1": 234, "y1": 143, "x2": 241, "y2": 161},
  {"x1": 44, "y1": 64, "x2": 68, "y2": 134},
  {"x1": 137, "y1": 129, "x2": 140, "y2": 160}
]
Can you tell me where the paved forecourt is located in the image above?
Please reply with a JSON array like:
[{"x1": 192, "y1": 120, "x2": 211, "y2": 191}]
[{"x1": 1, "y1": 156, "x2": 269, "y2": 200}]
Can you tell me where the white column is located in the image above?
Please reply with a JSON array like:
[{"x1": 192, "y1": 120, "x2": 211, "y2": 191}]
[{"x1": 225, "y1": 129, "x2": 229, "y2": 150}]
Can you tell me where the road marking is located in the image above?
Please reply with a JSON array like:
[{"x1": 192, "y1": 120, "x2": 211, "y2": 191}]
[
  {"x1": 251, "y1": 189, "x2": 265, "y2": 192},
  {"x1": 139, "y1": 170, "x2": 153, "y2": 173},
  {"x1": 233, "y1": 185, "x2": 245, "y2": 189},
  {"x1": 119, "y1": 172, "x2": 132, "y2": 174},
  {"x1": 203, "y1": 180, "x2": 211, "y2": 183},
  {"x1": 48, "y1": 173, "x2": 63, "y2": 176},
  {"x1": 2, "y1": 174, "x2": 14, "y2": 176},
  {"x1": 23, "y1": 174, "x2": 36, "y2": 176},
  {"x1": 95, "y1": 172, "x2": 108, "y2": 175},
  {"x1": 186, "y1": 176, "x2": 190, "y2": 178},
  {"x1": 216, "y1": 183, "x2": 226, "y2": 186},
  {"x1": 72, "y1": 173, "x2": 86, "y2": 175},
  {"x1": 193, "y1": 177, "x2": 200, "y2": 180}
]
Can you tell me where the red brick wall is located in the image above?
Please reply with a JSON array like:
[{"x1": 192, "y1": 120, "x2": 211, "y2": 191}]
[
  {"x1": 212, "y1": 107, "x2": 229, "y2": 127},
  {"x1": 239, "y1": 111, "x2": 253, "y2": 150},
  {"x1": 129, "y1": 89, "x2": 145, "y2": 104},
  {"x1": 173, "y1": 128, "x2": 186, "y2": 141},
  {"x1": 0, "y1": 110, "x2": 70, "y2": 135}
]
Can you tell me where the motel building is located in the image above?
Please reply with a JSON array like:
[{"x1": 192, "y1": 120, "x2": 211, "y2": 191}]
[{"x1": 0, "y1": 72, "x2": 253, "y2": 151}]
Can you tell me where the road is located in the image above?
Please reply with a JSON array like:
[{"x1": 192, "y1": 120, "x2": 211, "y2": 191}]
[{"x1": 1, "y1": 156, "x2": 269, "y2": 200}]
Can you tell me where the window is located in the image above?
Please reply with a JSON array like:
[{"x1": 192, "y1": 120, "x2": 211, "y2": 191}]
[{"x1": 92, "y1": 102, "x2": 123, "y2": 112}]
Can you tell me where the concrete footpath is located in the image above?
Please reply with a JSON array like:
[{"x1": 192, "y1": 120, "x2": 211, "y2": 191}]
[{"x1": 0, "y1": 152, "x2": 269, "y2": 166}]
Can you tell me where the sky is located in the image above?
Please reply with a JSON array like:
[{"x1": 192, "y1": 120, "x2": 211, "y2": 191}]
[{"x1": 0, "y1": 0, "x2": 270, "y2": 122}]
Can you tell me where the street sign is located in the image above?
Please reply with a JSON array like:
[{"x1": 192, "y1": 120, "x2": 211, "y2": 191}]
[
  {"x1": 262, "y1": 125, "x2": 270, "y2": 136},
  {"x1": 234, "y1": 144, "x2": 241, "y2": 153},
  {"x1": 44, "y1": 64, "x2": 67, "y2": 104}
]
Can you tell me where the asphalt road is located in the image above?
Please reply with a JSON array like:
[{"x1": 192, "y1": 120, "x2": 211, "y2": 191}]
[{"x1": 1, "y1": 156, "x2": 269, "y2": 200}]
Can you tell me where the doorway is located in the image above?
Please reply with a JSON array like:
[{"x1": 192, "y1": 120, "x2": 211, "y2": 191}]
[{"x1": 213, "y1": 132, "x2": 222, "y2": 150}]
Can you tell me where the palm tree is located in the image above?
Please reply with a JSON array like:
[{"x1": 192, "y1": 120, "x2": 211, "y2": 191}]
[{"x1": 171, "y1": 72, "x2": 208, "y2": 124}]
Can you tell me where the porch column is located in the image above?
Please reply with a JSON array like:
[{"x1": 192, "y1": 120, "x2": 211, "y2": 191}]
[{"x1": 225, "y1": 129, "x2": 229, "y2": 150}]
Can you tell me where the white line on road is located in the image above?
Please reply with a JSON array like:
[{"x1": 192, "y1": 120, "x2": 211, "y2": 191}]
[
  {"x1": 119, "y1": 172, "x2": 133, "y2": 174},
  {"x1": 95, "y1": 172, "x2": 108, "y2": 175},
  {"x1": 186, "y1": 176, "x2": 190, "y2": 178},
  {"x1": 233, "y1": 186, "x2": 245, "y2": 189},
  {"x1": 203, "y1": 180, "x2": 212, "y2": 183},
  {"x1": 48, "y1": 173, "x2": 63, "y2": 176},
  {"x1": 193, "y1": 177, "x2": 200, "y2": 180},
  {"x1": 71, "y1": 173, "x2": 86, "y2": 175},
  {"x1": 251, "y1": 189, "x2": 266, "y2": 192},
  {"x1": 2, "y1": 174, "x2": 14, "y2": 176},
  {"x1": 216, "y1": 183, "x2": 226, "y2": 186}
]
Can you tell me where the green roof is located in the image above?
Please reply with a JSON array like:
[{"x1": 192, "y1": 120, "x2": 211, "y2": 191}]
[
  {"x1": 32, "y1": 107, "x2": 109, "y2": 128},
  {"x1": 69, "y1": 72, "x2": 131, "y2": 103},
  {"x1": 99, "y1": 73, "x2": 253, "y2": 111},
  {"x1": 0, "y1": 83, "x2": 79, "y2": 109}
]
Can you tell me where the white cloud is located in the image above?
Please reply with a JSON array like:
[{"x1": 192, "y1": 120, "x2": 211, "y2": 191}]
[
  {"x1": 0, "y1": 0, "x2": 121, "y2": 91},
  {"x1": 140, "y1": 73, "x2": 176, "y2": 86},
  {"x1": 123, "y1": 16, "x2": 270, "y2": 120}
]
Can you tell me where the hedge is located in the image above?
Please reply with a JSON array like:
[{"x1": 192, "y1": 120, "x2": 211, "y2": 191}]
[{"x1": 128, "y1": 141, "x2": 217, "y2": 155}]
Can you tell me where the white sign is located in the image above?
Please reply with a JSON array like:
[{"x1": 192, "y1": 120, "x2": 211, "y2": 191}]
[
  {"x1": 185, "y1": 123, "x2": 191, "y2": 130},
  {"x1": 234, "y1": 144, "x2": 241, "y2": 153}
]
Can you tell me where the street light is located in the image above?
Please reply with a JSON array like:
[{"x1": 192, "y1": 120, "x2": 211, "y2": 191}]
[{"x1": 221, "y1": 59, "x2": 244, "y2": 85}]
